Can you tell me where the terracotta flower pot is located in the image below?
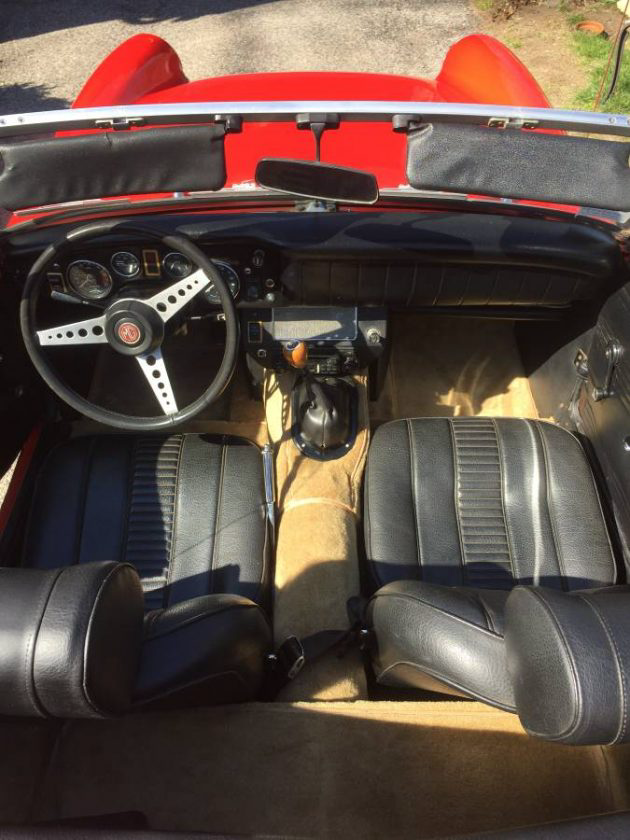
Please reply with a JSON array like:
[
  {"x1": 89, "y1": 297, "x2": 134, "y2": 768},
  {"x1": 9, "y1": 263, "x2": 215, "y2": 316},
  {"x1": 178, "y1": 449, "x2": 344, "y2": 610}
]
[{"x1": 576, "y1": 20, "x2": 607, "y2": 36}]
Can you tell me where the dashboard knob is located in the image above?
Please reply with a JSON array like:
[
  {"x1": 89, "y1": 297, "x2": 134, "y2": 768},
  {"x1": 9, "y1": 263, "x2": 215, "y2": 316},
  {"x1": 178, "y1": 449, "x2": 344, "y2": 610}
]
[{"x1": 367, "y1": 327, "x2": 382, "y2": 345}]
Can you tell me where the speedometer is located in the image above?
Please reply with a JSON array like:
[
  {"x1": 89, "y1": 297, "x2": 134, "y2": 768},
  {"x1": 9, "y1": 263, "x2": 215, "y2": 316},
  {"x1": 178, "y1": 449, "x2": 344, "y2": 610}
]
[
  {"x1": 67, "y1": 260, "x2": 113, "y2": 300},
  {"x1": 205, "y1": 260, "x2": 240, "y2": 304}
]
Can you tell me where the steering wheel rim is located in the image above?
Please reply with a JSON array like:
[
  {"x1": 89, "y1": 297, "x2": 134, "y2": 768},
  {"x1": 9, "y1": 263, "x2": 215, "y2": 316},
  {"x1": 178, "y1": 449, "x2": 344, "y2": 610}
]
[{"x1": 20, "y1": 220, "x2": 239, "y2": 431}]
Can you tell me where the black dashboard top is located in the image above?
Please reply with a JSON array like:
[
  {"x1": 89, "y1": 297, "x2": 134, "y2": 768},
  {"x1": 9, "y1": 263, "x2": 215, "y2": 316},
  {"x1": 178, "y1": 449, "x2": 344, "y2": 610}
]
[
  {"x1": 4, "y1": 210, "x2": 625, "y2": 312},
  {"x1": 5, "y1": 209, "x2": 621, "y2": 273}
]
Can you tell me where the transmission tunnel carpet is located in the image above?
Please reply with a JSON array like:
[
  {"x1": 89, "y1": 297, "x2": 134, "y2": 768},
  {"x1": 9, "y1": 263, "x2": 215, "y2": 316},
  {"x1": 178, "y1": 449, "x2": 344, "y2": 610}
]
[{"x1": 264, "y1": 370, "x2": 369, "y2": 701}]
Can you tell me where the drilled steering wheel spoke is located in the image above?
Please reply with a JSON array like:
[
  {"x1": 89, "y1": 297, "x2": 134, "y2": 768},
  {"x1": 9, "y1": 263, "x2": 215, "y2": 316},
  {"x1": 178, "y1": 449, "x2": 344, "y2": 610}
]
[
  {"x1": 146, "y1": 268, "x2": 209, "y2": 323},
  {"x1": 37, "y1": 314, "x2": 108, "y2": 347},
  {"x1": 136, "y1": 348, "x2": 178, "y2": 415}
]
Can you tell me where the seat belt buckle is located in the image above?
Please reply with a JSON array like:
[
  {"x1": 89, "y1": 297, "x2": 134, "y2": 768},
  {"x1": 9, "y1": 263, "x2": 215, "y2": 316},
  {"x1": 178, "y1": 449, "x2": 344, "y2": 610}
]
[{"x1": 276, "y1": 635, "x2": 306, "y2": 680}]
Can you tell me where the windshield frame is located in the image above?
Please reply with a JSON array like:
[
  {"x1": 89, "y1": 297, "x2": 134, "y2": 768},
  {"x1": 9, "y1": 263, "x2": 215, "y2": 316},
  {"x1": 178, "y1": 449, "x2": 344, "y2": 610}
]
[
  {"x1": 2, "y1": 101, "x2": 629, "y2": 230},
  {"x1": 1, "y1": 101, "x2": 630, "y2": 138}
]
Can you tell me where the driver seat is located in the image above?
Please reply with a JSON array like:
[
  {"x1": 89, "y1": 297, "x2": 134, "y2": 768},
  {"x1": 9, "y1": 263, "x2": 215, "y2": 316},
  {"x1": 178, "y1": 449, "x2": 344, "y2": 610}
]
[{"x1": 21, "y1": 433, "x2": 272, "y2": 710}]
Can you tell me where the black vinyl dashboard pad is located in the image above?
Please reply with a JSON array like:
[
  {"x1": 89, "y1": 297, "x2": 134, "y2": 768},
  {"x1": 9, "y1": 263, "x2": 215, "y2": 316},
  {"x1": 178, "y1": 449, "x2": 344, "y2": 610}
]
[
  {"x1": 407, "y1": 123, "x2": 630, "y2": 212},
  {"x1": 0, "y1": 125, "x2": 227, "y2": 211}
]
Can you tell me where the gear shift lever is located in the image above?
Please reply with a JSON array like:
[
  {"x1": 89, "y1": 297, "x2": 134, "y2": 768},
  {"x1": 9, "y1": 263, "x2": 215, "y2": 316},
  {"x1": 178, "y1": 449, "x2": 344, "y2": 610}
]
[
  {"x1": 283, "y1": 339, "x2": 321, "y2": 414},
  {"x1": 283, "y1": 340, "x2": 355, "y2": 457}
]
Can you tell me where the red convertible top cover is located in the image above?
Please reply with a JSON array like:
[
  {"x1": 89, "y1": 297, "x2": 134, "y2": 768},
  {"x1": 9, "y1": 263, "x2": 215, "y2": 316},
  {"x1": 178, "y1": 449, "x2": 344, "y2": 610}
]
[
  {"x1": 0, "y1": 125, "x2": 226, "y2": 211},
  {"x1": 407, "y1": 123, "x2": 630, "y2": 212}
]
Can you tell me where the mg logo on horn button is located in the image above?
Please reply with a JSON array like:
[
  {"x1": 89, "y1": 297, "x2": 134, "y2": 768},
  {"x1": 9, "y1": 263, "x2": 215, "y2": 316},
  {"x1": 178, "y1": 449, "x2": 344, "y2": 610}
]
[{"x1": 117, "y1": 321, "x2": 142, "y2": 346}]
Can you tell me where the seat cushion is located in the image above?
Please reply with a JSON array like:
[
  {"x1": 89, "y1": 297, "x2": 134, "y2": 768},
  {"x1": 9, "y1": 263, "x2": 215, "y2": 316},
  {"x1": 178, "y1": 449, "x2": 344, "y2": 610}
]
[
  {"x1": 367, "y1": 580, "x2": 515, "y2": 709},
  {"x1": 365, "y1": 417, "x2": 616, "y2": 592},
  {"x1": 24, "y1": 434, "x2": 270, "y2": 611},
  {"x1": 135, "y1": 593, "x2": 272, "y2": 709}
]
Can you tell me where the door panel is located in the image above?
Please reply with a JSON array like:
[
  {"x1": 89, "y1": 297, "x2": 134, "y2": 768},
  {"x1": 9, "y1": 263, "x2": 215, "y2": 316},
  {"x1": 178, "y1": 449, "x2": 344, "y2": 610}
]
[{"x1": 579, "y1": 282, "x2": 630, "y2": 564}]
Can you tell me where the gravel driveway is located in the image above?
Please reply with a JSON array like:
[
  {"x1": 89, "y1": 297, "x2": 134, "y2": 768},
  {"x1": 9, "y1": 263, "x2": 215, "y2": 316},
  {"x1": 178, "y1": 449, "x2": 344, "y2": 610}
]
[{"x1": 0, "y1": 0, "x2": 479, "y2": 114}]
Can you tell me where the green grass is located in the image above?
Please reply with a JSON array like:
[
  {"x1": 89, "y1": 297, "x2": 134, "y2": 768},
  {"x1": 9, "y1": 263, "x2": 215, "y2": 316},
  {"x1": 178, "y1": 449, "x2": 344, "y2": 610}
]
[{"x1": 570, "y1": 13, "x2": 630, "y2": 112}]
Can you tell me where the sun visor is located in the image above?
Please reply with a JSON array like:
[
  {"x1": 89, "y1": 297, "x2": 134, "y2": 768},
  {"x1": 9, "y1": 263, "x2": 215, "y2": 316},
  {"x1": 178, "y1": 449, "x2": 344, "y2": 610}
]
[
  {"x1": 406, "y1": 123, "x2": 630, "y2": 211},
  {"x1": 0, "y1": 125, "x2": 227, "y2": 211}
]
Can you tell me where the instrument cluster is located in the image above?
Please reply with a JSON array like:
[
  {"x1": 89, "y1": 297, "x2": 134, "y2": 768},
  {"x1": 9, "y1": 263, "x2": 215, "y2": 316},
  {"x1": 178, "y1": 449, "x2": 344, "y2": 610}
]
[{"x1": 46, "y1": 243, "x2": 279, "y2": 308}]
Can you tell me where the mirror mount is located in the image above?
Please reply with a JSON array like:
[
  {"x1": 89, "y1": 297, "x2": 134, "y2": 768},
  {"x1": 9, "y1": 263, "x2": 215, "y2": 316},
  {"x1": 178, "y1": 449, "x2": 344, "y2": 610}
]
[
  {"x1": 296, "y1": 113, "x2": 339, "y2": 162},
  {"x1": 295, "y1": 198, "x2": 336, "y2": 213}
]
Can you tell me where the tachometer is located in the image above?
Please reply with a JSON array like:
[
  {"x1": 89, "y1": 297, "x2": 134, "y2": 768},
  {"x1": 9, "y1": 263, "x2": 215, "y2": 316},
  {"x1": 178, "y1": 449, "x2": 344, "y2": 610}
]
[
  {"x1": 67, "y1": 260, "x2": 113, "y2": 300},
  {"x1": 163, "y1": 252, "x2": 193, "y2": 279},
  {"x1": 111, "y1": 251, "x2": 140, "y2": 278},
  {"x1": 205, "y1": 260, "x2": 240, "y2": 304}
]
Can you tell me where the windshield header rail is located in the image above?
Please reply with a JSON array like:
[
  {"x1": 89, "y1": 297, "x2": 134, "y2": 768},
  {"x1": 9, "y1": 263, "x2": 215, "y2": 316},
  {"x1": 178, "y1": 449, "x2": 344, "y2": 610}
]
[{"x1": 1, "y1": 101, "x2": 630, "y2": 139}]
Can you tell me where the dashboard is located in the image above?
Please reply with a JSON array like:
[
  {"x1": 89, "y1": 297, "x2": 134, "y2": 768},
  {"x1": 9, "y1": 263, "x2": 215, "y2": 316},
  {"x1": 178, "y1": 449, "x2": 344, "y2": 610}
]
[
  {"x1": 6, "y1": 210, "x2": 620, "y2": 377},
  {"x1": 45, "y1": 242, "x2": 282, "y2": 310},
  {"x1": 41, "y1": 240, "x2": 390, "y2": 375}
]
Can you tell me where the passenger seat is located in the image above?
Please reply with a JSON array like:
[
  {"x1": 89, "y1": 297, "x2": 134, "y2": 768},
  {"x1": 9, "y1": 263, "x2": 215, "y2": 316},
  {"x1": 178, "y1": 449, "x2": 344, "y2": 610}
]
[{"x1": 364, "y1": 418, "x2": 617, "y2": 712}]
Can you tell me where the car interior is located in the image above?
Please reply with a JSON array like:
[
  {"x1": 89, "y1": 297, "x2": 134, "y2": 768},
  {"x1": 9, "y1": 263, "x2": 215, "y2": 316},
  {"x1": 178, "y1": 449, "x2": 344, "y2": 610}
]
[{"x1": 2, "y1": 178, "x2": 630, "y2": 838}]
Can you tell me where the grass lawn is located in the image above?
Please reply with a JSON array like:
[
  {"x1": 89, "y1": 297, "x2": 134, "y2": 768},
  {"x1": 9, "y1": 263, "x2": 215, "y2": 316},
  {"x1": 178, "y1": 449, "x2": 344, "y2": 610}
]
[
  {"x1": 568, "y1": 2, "x2": 630, "y2": 111},
  {"x1": 477, "y1": 0, "x2": 630, "y2": 110}
]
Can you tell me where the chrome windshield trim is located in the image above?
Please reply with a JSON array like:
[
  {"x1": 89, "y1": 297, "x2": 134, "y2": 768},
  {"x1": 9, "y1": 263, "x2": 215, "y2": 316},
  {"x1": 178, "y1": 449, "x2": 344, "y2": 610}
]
[{"x1": 1, "y1": 101, "x2": 630, "y2": 138}]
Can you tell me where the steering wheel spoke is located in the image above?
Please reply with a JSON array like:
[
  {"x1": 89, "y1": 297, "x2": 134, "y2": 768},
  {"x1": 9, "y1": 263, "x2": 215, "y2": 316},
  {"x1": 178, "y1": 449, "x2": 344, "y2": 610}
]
[
  {"x1": 146, "y1": 268, "x2": 209, "y2": 323},
  {"x1": 37, "y1": 314, "x2": 108, "y2": 347},
  {"x1": 136, "y1": 348, "x2": 178, "y2": 415}
]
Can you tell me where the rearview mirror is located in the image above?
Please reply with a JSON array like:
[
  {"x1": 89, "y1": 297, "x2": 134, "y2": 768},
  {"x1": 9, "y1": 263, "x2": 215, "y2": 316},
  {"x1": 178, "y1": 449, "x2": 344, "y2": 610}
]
[{"x1": 255, "y1": 158, "x2": 379, "y2": 205}]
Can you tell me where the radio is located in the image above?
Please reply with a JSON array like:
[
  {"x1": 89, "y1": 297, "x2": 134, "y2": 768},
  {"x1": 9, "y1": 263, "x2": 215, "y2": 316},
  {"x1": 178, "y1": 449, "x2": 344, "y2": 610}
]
[{"x1": 242, "y1": 306, "x2": 387, "y2": 373}]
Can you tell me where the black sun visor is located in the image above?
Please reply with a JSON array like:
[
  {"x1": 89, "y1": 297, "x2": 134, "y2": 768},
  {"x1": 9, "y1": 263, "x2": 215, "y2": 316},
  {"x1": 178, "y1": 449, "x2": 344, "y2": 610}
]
[
  {"x1": 406, "y1": 123, "x2": 630, "y2": 212},
  {"x1": 0, "y1": 124, "x2": 227, "y2": 211}
]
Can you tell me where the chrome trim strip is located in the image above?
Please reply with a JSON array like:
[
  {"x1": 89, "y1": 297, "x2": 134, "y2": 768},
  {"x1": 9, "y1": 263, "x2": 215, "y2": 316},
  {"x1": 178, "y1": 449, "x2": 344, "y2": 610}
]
[
  {"x1": 262, "y1": 443, "x2": 276, "y2": 548},
  {"x1": 1, "y1": 101, "x2": 630, "y2": 137}
]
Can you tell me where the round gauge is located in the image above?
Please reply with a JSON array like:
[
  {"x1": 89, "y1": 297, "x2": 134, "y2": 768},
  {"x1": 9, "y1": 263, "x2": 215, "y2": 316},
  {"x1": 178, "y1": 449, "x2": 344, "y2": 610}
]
[
  {"x1": 66, "y1": 260, "x2": 113, "y2": 300},
  {"x1": 205, "y1": 260, "x2": 240, "y2": 304},
  {"x1": 111, "y1": 251, "x2": 140, "y2": 278},
  {"x1": 163, "y1": 252, "x2": 193, "y2": 279}
]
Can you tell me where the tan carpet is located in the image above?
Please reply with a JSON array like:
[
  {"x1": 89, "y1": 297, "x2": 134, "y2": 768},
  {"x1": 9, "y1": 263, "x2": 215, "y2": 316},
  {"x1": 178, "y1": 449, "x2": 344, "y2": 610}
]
[
  {"x1": 372, "y1": 315, "x2": 539, "y2": 424},
  {"x1": 80, "y1": 354, "x2": 269, "y2": 446},
  {"x1": 35, "y1": 702, "x2": 628, "y2": 839},
  {"x1": 265, "y1": 371, "x2": 369, "y2": 701}
]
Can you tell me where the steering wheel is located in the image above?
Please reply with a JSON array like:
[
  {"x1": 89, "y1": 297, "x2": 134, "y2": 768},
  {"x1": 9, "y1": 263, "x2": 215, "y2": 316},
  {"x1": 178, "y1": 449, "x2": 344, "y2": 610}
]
[{"x1": 20, "y1": 221, "x2": 239, "y2": 431}]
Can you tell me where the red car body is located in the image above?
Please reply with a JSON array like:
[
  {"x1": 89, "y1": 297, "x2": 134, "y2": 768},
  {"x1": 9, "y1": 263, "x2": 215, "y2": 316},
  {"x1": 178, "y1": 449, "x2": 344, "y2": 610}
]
[
  {"x1": 9, "y1": 33, "x2": 553, "y2": 227},
  {"x1": 73, "y1": 33, "x2": 550, "y2": 190}
]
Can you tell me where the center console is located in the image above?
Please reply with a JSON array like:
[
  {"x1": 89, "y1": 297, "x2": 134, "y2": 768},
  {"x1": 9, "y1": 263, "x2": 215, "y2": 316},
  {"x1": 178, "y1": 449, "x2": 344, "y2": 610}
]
[
  {"x1": 242, "y1": 305, "x2": 387, "y2": 374},
  {"x1": 243, "y1": 305, "x2": 387, "y2": 459}
]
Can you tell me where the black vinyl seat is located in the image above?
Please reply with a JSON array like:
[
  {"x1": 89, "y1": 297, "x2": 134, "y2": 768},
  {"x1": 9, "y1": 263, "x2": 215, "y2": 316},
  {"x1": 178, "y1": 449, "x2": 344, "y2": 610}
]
[
  {"x1": 25, "y1": 433, "x2": 270, "y2": 610},
  {"x1": 20, "y1": 433, "x2": 272, "y2": 710},
  {"x1": 364, "y1": 417, "x2": 617, "y2": 710}
]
